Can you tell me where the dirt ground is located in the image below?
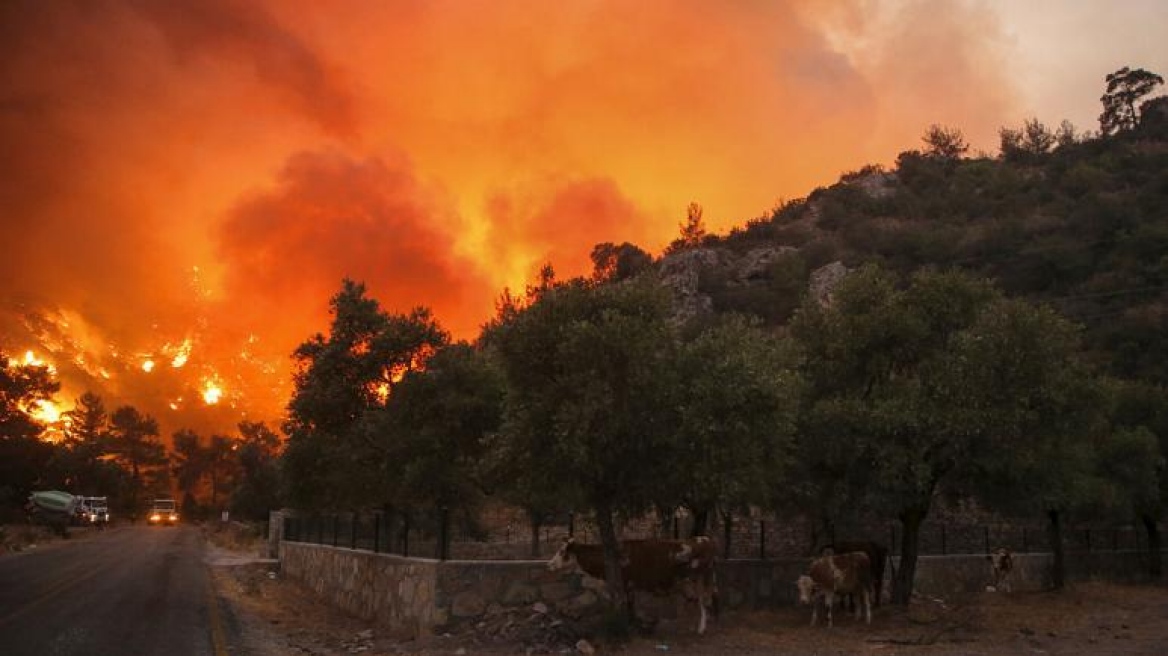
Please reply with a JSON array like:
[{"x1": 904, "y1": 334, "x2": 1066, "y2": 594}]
[
  {"x1": 0, "y1": 522, "x2": 105, "y2": 555},
  {"x1": 213, "y1": 561, "x2": 1168, "y2": 656}
]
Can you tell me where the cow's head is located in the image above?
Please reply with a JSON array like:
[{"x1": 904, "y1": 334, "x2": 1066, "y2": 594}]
[
  {"x1": 989, "y1": 548, "x2": 1013, "y2": 571},
  {"x1": 796, "y1": 575, "x2": 818, "y2": 605},
  {"x1": 547, "y1": 536, "x2": 576, "y2": 572}
]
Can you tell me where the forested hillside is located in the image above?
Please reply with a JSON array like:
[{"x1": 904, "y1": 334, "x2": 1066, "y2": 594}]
[{"x1": 666, "y1": 96, "x2": 1168, "y2": 388}]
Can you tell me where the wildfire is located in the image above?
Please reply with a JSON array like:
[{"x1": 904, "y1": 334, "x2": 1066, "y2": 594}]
[
  {"x1": 22, "y1": 350, "x2": 57, "y2": 375},
  {"x1": 202, "y1": 381, "x2": 223, "y2": 405},
  {"x1": 142, "y1": 359, "x2": 155, "y2": 372},
  {"x1": 374, "y1": 382, "x2": 390, "y2": 403},
  {"x1": 168, "y1": 338, "x2": 192, "y2": 368},
  {"x1": 31, "y1": 399, "x2": 61, "y2": 424}
]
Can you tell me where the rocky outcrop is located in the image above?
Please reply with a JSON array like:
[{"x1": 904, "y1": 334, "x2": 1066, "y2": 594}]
[
  {"x1": 659, "y1": 245, "x2": 806, "y2": 321},
  {"x1": 808, "y1": 261, "x2": 849, "y2": 307},
  {"x1": 658, "y1": 247, "x2": 724, "y2": 321},
  {"x1": 848, "y1": 170, "x2": 898, "y2": 199},
  {"x1": 735, "y1": 246, "x2": 796, "y2": 282}
]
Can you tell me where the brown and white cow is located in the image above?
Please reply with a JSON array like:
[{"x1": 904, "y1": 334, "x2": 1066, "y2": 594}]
[
  {"x1": 547, "y1": 536, "x2": 719, "y2": 634},
  {"x1": 819, "y1": 541, "x2": 888, "y2": 607},
  {"x1": 987, "y1": 547, "x2": 1014, "y2": 592},
  {"x1": 796, "y1": 551, "x2": 872, "y2": 627}
]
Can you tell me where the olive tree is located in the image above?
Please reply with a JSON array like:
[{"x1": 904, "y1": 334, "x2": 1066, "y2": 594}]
[{"x1": 487, "y1": 275, "x2": 678, "y2": 619}]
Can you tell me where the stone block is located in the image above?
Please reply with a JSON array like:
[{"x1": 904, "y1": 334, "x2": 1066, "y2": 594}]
[
  {"x1": 502, "y1": 581, "x2": 538, "y2": 605},
  {"x1": 452, "y1": 591, "x2": 486, "y2": 618},
  {"x1": 539, "y1": 580, "x2": 576, "y2": 602}
]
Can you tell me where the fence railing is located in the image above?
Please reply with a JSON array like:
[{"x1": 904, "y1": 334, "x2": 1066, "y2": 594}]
[{"x1": 280, "y1": 510, "x2": 1161, "y2": 562}]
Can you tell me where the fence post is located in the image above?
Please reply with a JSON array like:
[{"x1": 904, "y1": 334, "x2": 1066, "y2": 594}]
[
  {"x1": 723, "y1": 512, "x2": 733, "y2": 559},
  {"x1": 438, "y1": 507, "x2": 450, "y2": 561},
  {"x1": 568, "y1": 511, "x2": 575, "y2": 538},
  {"x1": 941, "y1": 524, "x2": 947, "y2": 555},
  {"x1": 759, "y1": 520, "x2": 766, "y2": 560},
  {"x1": 351, "y1": 512, "x2": 358, "y2": 550},
  {"x1": 317, "y1": 515, "x2": 324, "y2": 544},
  {"x1": 673, "y1": 514, "x2": 679, "y2": 540},
  {"x1": 332, "y1": 514, "x2": 339, "y2": 547},
  {"x1": 984, "y1": 525, "x2": 990, "y2": 554},
  {"x1": 403, "y1": 511, "x2": 411, "y2": 557},
  {"x1": 373, "y1": 512, "x2": 381, "y2": 554},
  {"x1": 1022, "y1": 527, "x2": 1028, "y2": 553},
  {"x1": 889, "y1": 523, "x2": 896, "y2": 556}
]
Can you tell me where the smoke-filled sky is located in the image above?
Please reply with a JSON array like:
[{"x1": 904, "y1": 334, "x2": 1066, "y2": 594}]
[{"x1": 2, "y1": 0, "x2": 1166, "y2": 435}]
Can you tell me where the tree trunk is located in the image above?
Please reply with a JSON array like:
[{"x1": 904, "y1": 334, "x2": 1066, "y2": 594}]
[
  {"x1": 1142, "y1": 514, "x2": 1162, "y2": 579},
  {"x1": 690, "y1": 507, "x2": 709, "y2": 538},
  {"x1": 530, "y1": 515, "x2": 542, "y2": 558},
  {"x1": 1048, "y1": 509, "x2": 1066, "y2": 590},
  {"x1": 595, "y1": 502, "x2": 629, "y2": 619},
  {"x1": 892, "y1": 510, "x2": 923, "y2": 606}
]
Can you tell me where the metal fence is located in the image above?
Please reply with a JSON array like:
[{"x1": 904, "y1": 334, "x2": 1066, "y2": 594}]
[{"x1": 281, "y1": 509, "x2": 1161, "y2": 562}]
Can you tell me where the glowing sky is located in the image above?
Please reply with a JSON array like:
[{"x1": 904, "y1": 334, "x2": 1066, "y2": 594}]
[{"x1": 2, "y1": 0, "x2": 1165, "y2": 433}]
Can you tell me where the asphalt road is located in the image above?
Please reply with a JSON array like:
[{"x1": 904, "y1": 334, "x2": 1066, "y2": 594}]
[{"x1": 0, "y1": 525, "x2": 231, "y2": 656}]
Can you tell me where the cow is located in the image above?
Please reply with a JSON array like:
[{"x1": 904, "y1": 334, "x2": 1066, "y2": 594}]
[
  {"x1": 547, "y1": 536, "x2": 719, "y2": 634},
  {"x1": 987, "y1": 547, "x2": 1014, "y2": 592},
  {"x1": 797, "y1": 551, "x2": 872, "y2": 627},
  {"x1": 819, "y1": 541, "x2": 889, "y2": 608}
]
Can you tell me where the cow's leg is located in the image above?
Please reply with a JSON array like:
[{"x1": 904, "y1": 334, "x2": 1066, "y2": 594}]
[
  {"x1": 825, "y1": 592, "x2": 834, "y2": 628},
  {"x1": 864, "y1": 588, "x2": 872, "y2": 624},
  {"x1": 697, "y1": 596, "x2": 708, "y2": 635},
  {"x1": 810, "y1": 598, "x2": 818, "y2": 627}
]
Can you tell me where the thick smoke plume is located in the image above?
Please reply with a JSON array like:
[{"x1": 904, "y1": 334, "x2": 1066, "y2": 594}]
[{"x1": 1, "y1": 0, "x2": 1036, "y2": 432}]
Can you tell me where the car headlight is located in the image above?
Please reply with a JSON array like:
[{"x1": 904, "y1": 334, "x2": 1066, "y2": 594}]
[
  {"x1": 169, "y1": 514, "x2": 178, "y2": 521},
  {"x1": 150, "y1": 514, "x2": 161, "y2": 521}
]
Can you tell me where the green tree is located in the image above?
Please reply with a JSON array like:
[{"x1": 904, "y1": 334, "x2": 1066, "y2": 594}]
[
  {"x1": 1000, "y1": 118, "x2": 1056, "y2": 162},
  {"x1": 172, "y1": 429, "x2": 207, "y2": 510},
  {"x1": 0, "y1": 350, "x2": 59, "y2": 507},
  {"x1": 206, "y1": 434, "x2": 238, "y2": 512},
  {"x1": 922, "y1": 124, "x2": 969, "y2": 160},
  {"x1": 1108, "y1": 381, "x2": 1168, "y2": 577},
  {"x1": 590, "y1": 242, "x2": 653, "y2": 282},
  {"x1": 952, "y1": 300, "x2": 1103, "y2": 590},
  {"x1": 283, "y1": 279, "x2": 449, "y2": 509},
  {"x1": 53, "y1": 392, "x2": 121, "y2": 495},
  {"x1": 231, "y1": 421, "x2": 282, "y2": 520},
  {"x1": 372, "y1": 343, "x2": 502, "y2": 555},
  {"x1": 1099, "y1": 66, "x2": 1164, "y2": 135},
  {"x1": 669, "y1": 315, "x2": 802, "y2": 534},
  {"x1": 488, "y1": 275, "x2": 678, "y2": 619},
  {"x1": 667, "y1": 202, "x2": 708, "y2": 253},
  {"x1": 793, "y1": 267, "x2": 1094, "y2": 602},
  {"x1": 108, "y1": 406, "x2": 167, "y2": 517}
]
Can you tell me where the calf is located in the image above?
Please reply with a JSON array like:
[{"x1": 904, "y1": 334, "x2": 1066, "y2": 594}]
[
  {"x1": 987, "y1": 547, "x2": 1014, "y2": 592},
  {"x1": 547, "y1": 536, "x2": 719, "y2": 634},
  {"x1": 819, "y1": 541, "x2": 888, "y2": 607},
  {"x1": 797, "y1": 551, "x2": 872, "y2": 627}
]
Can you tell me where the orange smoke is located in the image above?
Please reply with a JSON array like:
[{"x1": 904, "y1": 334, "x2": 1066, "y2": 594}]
[{"x1": 0, "y1": 0, "x2": 1030, "y2": 433}]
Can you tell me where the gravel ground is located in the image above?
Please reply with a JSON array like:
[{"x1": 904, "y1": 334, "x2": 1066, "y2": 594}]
[{"x1": 213, "y1": 561, "x2": 1168, "y2": 656}]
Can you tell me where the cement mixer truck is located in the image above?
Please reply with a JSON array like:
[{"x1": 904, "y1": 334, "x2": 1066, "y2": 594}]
[{"x1": 26, "y1": 490, "x2": 79, "y2": 537}]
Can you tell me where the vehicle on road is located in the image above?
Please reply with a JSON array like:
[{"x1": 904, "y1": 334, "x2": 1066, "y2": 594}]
[
  {"x1": 147, "y1": 499, "x2": 179, "y2": 526},
  {"x1": 26, "y1": 490, "x2": 78, "y2": 537},
  {"x1": 76, "y1": 496, "x2": 111, "y2": 527}
]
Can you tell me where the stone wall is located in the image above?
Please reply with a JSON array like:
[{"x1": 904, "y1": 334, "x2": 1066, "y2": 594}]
[
  {"x1": 434, "y1": 560, "x2": 603, "y2": 627},
  {"x1": 279, "y1": 541, "x2": 440, "y2": 637},
  {"x1": 278, "y1": 539, "x2": 1167, "y2": 636}
]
